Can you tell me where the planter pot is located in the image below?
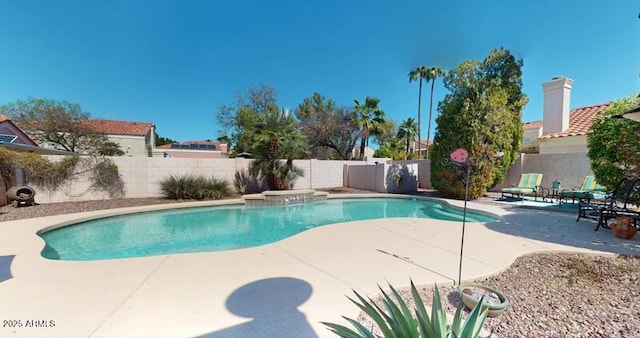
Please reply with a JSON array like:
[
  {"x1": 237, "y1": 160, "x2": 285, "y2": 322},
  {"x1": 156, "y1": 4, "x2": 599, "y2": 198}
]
[
  {"x1": 459, "y1": 283, "x2": 509, "y2": 317},
  {"x1": 611, "y1": 217, "x2": 637, "y2": 240}
]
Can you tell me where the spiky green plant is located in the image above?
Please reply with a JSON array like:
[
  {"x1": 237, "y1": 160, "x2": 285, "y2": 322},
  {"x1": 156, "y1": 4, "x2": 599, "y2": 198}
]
[{"x1": 322, "y1": 281, "x2": 488, "y2": 338}]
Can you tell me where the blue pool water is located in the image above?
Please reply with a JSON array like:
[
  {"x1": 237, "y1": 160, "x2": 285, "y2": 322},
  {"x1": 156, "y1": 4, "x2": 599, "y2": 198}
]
[{"x1": 39, "y1": 198, "x2": 497, "y2": 261}]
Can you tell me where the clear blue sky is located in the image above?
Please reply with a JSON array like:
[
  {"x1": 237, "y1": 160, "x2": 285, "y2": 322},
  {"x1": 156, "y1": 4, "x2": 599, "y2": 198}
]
[{"x1": 1, "y1": 1, "x2": 638, "y2": 144}]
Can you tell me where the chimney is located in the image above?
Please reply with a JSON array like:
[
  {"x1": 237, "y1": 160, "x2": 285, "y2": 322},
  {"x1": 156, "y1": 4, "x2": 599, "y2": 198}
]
[{"x1": 542, "y1": 76, "x2": 573, "y2": 134}]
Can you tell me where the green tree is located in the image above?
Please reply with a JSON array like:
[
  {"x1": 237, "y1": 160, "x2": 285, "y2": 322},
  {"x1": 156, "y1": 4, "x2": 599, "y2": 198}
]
[
  {"x1": 587, "y1": 95, "x2": 640, "y2": 189},
  {"x1": 374, "y1": 137, "x2": 407, "y2": 160},
  {"x1": 431, "y1": 47, "x2": 527, "y2": 199},
  {"x1": 155, "y1": 133, "x2": 177, "y2": 146},
  {"x1": 216, "y1": 84, "x2": 279, "y2": 155},
  {"x1": 0, "y1": 97, "x2": 122, "y2": 155},
  {"x1": 424, "y1": 66, "x2": 446, "y2": 159},
  {"x1": 216, "y1": 85, "x2": 306, "y2": 190},
  {"x1": 96, "y1": 141, "x2": 125, "y2": 156},
  {"x1": 372, "y1": 119, "x2": 397, "y2": 148},
  {"x1": 295, "y1": 93, "x2": 360, "y2": 160},
  {"x1": 250, "y1": 109, "x2": 306, "y2": 190},
  {"x1": 354, "y1": 97, "x2": 385, "y2": 160},
  {"x1": 216, "y1": 135, "x2": 231, "y2": 145},
  {"x1": 397, "y1": 117, "x2": 418, "y2": 154}
]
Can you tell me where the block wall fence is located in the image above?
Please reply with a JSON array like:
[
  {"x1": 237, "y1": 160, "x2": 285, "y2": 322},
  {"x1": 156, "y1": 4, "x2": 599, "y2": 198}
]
[
  {"x1": 27, "y1": 152, "x2": 593, "y2": 203},
  {"x1": 32, "y1": 157, "x2": 360, "y2": 203}
]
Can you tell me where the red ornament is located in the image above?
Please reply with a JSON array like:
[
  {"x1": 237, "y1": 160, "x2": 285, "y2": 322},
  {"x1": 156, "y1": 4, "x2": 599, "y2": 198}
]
[{"x1": 450, "y1": 148, "x2": 468, "y2": 164}]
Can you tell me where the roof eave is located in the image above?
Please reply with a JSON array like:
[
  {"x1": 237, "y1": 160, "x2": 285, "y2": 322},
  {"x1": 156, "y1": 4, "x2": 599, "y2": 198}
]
[{"x1": 0, "y1": 142, "x2": 77, "y2": 155}]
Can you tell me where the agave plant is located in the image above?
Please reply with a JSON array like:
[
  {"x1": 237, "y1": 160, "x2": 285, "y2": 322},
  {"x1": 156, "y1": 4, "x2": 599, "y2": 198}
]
[{"x1": 322, "y1": 281, "x2": 488, "y2": 338}]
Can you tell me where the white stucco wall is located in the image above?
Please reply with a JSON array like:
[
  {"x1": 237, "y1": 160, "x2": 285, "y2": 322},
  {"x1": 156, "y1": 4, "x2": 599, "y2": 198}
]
[
  {"x1": 30, "y1": 157, "x2": 355, "y2": 203},
  {"x1": 542, "y1": 77, "x2": 573, "y2": 135},
  {"x1": 344, "y1": 163, "x2": 418, "y2": 193},
  {"x1": 21, "y1": 151, "x2": 596, "y2": 203},
  {"x1": 343, "y1": 164, "x2": 377, "y2": 192},
  {"x1": 306, "y1": 159, "x2": 352, "y2": 189},
  {"x1": 392, "y1": 159, "x2": 431, "y2": 188}
]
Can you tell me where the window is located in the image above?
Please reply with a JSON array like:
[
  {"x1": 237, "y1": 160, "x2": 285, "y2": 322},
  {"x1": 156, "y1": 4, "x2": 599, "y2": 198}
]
[{"x1": 0, "y1": 134, "x2": 18, "y2": 143}]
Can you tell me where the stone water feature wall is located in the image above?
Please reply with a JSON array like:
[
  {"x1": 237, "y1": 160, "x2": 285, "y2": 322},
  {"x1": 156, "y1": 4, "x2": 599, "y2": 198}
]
[{"x1": 242, "y1": 190, "x2": 328, "y2": 205}]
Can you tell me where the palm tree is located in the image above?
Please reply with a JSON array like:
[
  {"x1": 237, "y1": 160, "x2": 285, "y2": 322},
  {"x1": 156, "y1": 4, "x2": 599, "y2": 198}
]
[
  {"x1": 251, "y1": 109, "x2": 306, "y2": 190},
  {"x1": 397, "y1": 118, "x2": 418, "y2": 154},
  {"x1": 408, "y1": 66, "x2": 428, "y2": 158},
  {"x1": 354, "y1": 97, "x2": 385, "y2": 160},
  {"x1": 374, "y1": 137, "x2": 406, "y2": 160},
  {"x1": 424, "y1": 66, "x2": 445, "y2": 160}
]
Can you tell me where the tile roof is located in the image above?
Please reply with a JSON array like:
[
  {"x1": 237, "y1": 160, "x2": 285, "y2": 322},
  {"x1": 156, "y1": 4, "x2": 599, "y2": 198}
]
[
  {"x1": 83, "y1": 119, "x2": 154, "y2": 136},
  {"x1": 414, "y1": 139, "x2": 432, "y2": 147},
  {"x1": 523, "y1": 121, "x2": 543, "y2": 130},
  {"x1": 539, "y1": 103, "x2": 609, "y2": 139},
  {"x1": 0, "y1": 115, "x2": 38, "y2": 145}
]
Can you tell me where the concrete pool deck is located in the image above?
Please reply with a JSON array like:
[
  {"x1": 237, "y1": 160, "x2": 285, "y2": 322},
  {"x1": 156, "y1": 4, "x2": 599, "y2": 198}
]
[{"x1": 1, "y1": 194, "x2": 639, "y2": 337}]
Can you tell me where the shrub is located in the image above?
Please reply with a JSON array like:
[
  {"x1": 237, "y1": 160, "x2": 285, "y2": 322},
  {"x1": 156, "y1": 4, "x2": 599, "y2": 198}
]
[
  {"x1": 322, "y1": 281, "x2": 487, "y2": 338},
  {"x1": 160, "y1": 174, "x2": 232, "y2": 200},
  {"x1": 587, "y1": 95, "x2": 640, "y2": 190},
  {"x1": 0, "y1": 148, "x2": 124, "y2": 198},
  {"x1": 431, "y1": 48, "x2": 526, "y2": 199},
  {"x1": 233, "y1": 166, "x2": 268, "y2": 194},
  {"x1": 89, "y1": 158, "x2": 125, "y2": 198}
]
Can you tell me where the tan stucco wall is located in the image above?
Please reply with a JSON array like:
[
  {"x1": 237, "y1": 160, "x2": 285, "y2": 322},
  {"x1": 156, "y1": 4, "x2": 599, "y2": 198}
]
[
  {"x1": 521, "y1": 128, "x2": 542, "y2": 153},
  {"x1": 107, "y1": 135, "x2": 148, "y2": 156},
  {"x1": 493, "y1": 152, "x2": 593, "y2": 191},
  {"x1": 523, "y1": 128, "x2": 541, "y2": 144},
  {"x1": 538, "y1": 135, "x2": 588, "y2": 154}
]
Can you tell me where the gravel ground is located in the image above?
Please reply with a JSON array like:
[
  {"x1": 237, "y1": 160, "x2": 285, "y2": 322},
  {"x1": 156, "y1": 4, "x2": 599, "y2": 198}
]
[
  {"x1": 0, "y1": 197, "x2": 185, "y2": 222},
  {"x1": 357, "y1": 252, "x2": 640, "y2": 337},
  {"x1": 2, "y1": 191, "x2": 640, "y2": 336}
]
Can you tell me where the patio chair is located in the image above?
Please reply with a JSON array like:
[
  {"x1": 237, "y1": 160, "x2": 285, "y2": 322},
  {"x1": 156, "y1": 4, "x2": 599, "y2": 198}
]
[
  {"x1": 588, "y1": 178, "x2": 640, "y2": 231},
  {"x1": 501, "y1": 173, "x2": 544, "y2": 201},
  {"x1": 559, "y1": 175, "x2": 606, "y2": 206}
]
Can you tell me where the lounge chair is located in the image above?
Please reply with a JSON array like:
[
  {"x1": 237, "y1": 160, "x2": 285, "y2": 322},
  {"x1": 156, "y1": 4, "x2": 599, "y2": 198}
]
[
  {"x1": 501, "y1": 173, "x2": 544, "y2": 201},
  {"x1": 559, "y1": 175, "x2": 606, "y2": 206}
]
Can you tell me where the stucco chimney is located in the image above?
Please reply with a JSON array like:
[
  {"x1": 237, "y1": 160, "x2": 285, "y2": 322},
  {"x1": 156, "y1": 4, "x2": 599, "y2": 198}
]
[{"x1": 542, "y1": 76, "x2": 573, "y2": 134}]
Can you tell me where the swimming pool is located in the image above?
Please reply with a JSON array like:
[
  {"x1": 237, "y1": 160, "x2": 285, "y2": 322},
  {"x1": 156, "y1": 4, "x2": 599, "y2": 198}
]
[{"x1": 39, "y1": 197, "x2": 497, "y2": 261}]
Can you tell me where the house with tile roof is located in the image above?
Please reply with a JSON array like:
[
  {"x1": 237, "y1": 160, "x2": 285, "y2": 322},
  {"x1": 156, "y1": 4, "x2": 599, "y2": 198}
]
[
  {"x1": 83, "y1": 119, "x2": 156, "y2": 156},
  {"x1": 408, "y1": 139, "x2": 432, "y2": 159},
  {"x1": 0, "y1": 115, "x2": 71, "y2": 155},
  {"x1": 0, "y1": 115, "x2": 39, "y2": 147},
  {"x1": 155, "y1": 140, "x2": 230, "y2": 158},
  {"x1": 520, "y1": 77, "x2": 609, "y2": 154},
  {"x1": 351, "y1": 145, "x2": 376, "y2": 160}
]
